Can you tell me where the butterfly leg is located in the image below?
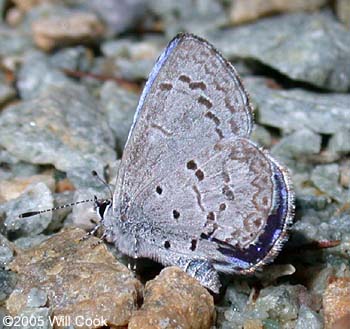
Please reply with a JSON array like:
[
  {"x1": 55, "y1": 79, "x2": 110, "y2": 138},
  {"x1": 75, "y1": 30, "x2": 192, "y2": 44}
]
[
  {"x1": 176, "y1": 257, "x2": 221, "y2": 293},
  {"x1": 79, "y1": 222, "x2": 102, "y2": 242}
]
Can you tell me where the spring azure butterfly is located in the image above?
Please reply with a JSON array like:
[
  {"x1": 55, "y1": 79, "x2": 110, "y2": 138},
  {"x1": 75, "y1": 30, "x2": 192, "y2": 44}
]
[{"x1": 99, "y1": 33, "x2": 295, "y2": 293}]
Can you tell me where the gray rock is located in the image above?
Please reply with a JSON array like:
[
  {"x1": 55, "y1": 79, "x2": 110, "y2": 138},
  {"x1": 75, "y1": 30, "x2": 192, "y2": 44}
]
[
  {"x1": 112, "y1": 57, "x2": 155, "y2": 81},
  {"x1": 0, "y1": 147, "x2": 40, "y2": 181},
  {"x1": 328, "y1": 129, "x2": 350, "y2": 155},
  {"x1": 0, "y1": 307, "x2": 8, "y2": 329},
  {"x1": 27, "y1": 288, "x2": 47, "y2": 308},
  {"x1": 0, "y1": 25, "x2": 33, "y2": 58},
  {"x1": 49, "y1": 46, "x2": 93, "y2": 72},
  {"x1": 0, "y1": 85, "x2": 116, "y2": 189},
  {"x1": 0, "y1": 269, "x2": 17, "y2": 303},
  {"x1": 251, "y1": 124, "x2": 273, "y2": 148},
  {"x1": 99, "y1": 81, "x2": 138, "y2": 150},
  {"x1": 14, "y1": 234, "x2": 50, "y2": 250},
  {"x1": 272, "y1": 129, "x2": 321, "y2": 159},
  {"x1": 70, "y1": 188, "x2": 108, "y2": 231},
  {"x1": 224, "y1": 283, "x2": 249, "y2": 312},
  {"x1": 253, "y1": 284, "x2": 303, "y2": 322},
  {"x1": 208, "y1": 12, "x2": 350, "y2": 91},
  {"x1": 18, "y1": 3, "x2": 69, "y2": 29},
  {"x1": 218, "y1": 283, "x2": 311, "y2": 328},
  {"x1": 309, "y1": 266, "x2": 335, "y2": 297},
  {"x1": 0, "y1": 0, "x2": 6, "y2": 21},
  {"x1": 101, "y1": 37, "x2": 164, "y2": 80},
  {"x1": 296, "y1": 194, "x2": 331, "y2": 212},
  {"x1": 0, "y1": 182, "x2": 53, "y2": 238},
  {"x1": 17, "y1": 307, "x2": 52, "y2": 329},
  {"x1": 101, "y1": 37, "x2": 159, "y2": 58},
  {"x1": 262, "y1": 319, "x2": 281, "y2": 328},
  {"x1": 0, "y1": 233, "x2": 14, "y2": 266},
  {"x1": 244, "y1": 77, "x2": 350, "y2": 134},
  {"x1": 217, "y1": 282, "x2": 250, "y2": 328},
  {"x1": 295, "y1": 305, "x2": 322, "y2": 329},
  {"x1": 147, "y1": 0, "x2": 228, "y2": 37},
  {"x1": 291, "y1": 200, "x2": 344, "y2": 246},
  {"x1": 271, "y1": 129, "x2": 321, "y2": 177},
  {"x1": 66, "y1": 163, "x2": 119, "y2": 190},
  {"x1": 330, "y1": 211, "x2": 350, "y2": 243},
  {"x1": 86, "y1": 0, "x2": 146, "y2": 36},
  {"x1": 311, "y1": 164, "x2": 345, "y2": 203},
  {"x1": 17, "y1": 50, "x2": 76, "y2": 100},
  {"x1": 0, "y1": 82, "x2": 15, "y2": 107},
  {"x1": 46, "y1": 191, "x2": 75, "y2": 233}
]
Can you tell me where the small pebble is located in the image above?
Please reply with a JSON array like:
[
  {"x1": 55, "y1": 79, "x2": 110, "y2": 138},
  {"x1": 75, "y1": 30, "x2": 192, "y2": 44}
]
[
  {"x1": 128, "y1": 266, "x2": 215, "y2": 329},
  {"x1": 229, "y1": 0, "x2": 327, "y2": 25},
  {"x1": 0, "y1": 174, "x2": 55, "y2": 203},
  {"x1": 32, "y1": 12, "x2": 105, "y2": 51},
  {"x1": 323, "y1": 277, "x2": 350, "y2": 329}
]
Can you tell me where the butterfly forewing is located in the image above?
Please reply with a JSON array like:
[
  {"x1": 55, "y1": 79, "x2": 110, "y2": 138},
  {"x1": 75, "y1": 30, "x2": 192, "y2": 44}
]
[{"x1": 114, "y1": 34, "x2": 253, "y2": 209}]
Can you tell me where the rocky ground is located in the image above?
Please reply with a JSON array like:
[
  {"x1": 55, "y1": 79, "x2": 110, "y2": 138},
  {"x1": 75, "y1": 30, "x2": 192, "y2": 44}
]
[{"x1": 0, "y1": 1, "x2": 349, "y2": 328}]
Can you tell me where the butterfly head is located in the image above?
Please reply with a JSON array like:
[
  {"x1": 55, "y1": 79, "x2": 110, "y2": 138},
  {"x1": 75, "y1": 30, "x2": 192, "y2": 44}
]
[{"x1": 94, "y1": 195, "x2": 112, "y2": 221}]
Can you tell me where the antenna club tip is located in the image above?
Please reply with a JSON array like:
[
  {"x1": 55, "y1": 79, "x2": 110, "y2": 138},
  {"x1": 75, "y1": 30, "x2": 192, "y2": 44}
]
[
  {"x1": 19, "y1": 211, "x2": 40, "y2": 218},
  {"x1": 91, "y1": 170, "x2": 98, "y2": 176}
]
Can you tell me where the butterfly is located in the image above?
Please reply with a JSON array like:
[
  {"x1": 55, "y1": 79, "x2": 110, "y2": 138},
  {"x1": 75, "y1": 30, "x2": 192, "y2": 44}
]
[{"x1": 98, "y1": 33, "x2": 294, "y2": 293}]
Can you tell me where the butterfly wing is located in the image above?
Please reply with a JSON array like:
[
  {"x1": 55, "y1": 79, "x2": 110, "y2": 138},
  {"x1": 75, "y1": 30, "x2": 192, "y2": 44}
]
[{"x1": 110, "y1": 33, "x2": 293, "y2": 276}]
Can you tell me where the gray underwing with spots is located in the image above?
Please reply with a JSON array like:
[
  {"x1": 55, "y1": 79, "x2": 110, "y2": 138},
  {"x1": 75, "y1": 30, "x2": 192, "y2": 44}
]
[{"x1": 100, "y1": 33, "x2": 295, "y2": 293}]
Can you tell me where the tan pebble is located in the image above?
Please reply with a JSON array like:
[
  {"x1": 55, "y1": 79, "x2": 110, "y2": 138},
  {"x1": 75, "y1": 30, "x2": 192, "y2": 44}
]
[
  {"x1": 243, "y1": 319, "x2": 264, "y2": 329},
  {"x1": 229, "y1": 0, "x2": 327, "y2": 25},
  {"x1": 336, "y1": 0, "x2": 350, "y2": 28},
  {"x1": 323, "y1": 277, "x2": 350, "y2": 329},
  {"x1": 0, "y1": 174, "x2": 55, "y2": 202},
  {"x1": 128, "y1": 266, "x2": 215, "y2": 329},
  {"x1": 339, "y1": 160, "x2": 350, "y2": 188},
  {"x1": 56, "y1": 178, "x2": 75, "y2": 193},
  {"x1": 6, "y1": 228, "x2": 142, "y2": 328},
  {"x1": 5, "y1": 7, "x2": 25, "y2": 26},
  {"x1": 331, "y1": 313, "x2": 350, "y2": 329},
  {"x1": 32, "y1": 12, "x2": 105, "y2": 51},
  {"x1": 12, "y1": 0, "x2": 59, "y2": 12}
]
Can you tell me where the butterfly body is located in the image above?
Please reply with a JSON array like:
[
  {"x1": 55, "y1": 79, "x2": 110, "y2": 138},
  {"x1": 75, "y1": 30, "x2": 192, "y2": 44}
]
[{"x1": 102, "y1": 33, "x2": 294, "y2": 293}]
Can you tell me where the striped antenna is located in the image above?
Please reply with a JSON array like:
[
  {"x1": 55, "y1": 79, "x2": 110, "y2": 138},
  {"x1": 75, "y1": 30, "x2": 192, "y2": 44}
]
[
  {"x1": 19, "y1": 170, "x2": 110, "y2": 219},
  {"x1": 19, "y1": 198, "x2": 94, "y2": 218}
]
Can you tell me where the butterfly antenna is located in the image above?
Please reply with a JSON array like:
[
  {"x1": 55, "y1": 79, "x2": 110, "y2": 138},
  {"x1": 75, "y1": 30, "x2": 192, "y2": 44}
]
[
  {"x1": 91, "y1": 170, "x2": 113, "y2": 200},
  {"x1": 19, "y1": 199, "x2": 94, "y2": 218},
  {"x1": 20, "y1": 171, "x2": 111, "y2": 219}
]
